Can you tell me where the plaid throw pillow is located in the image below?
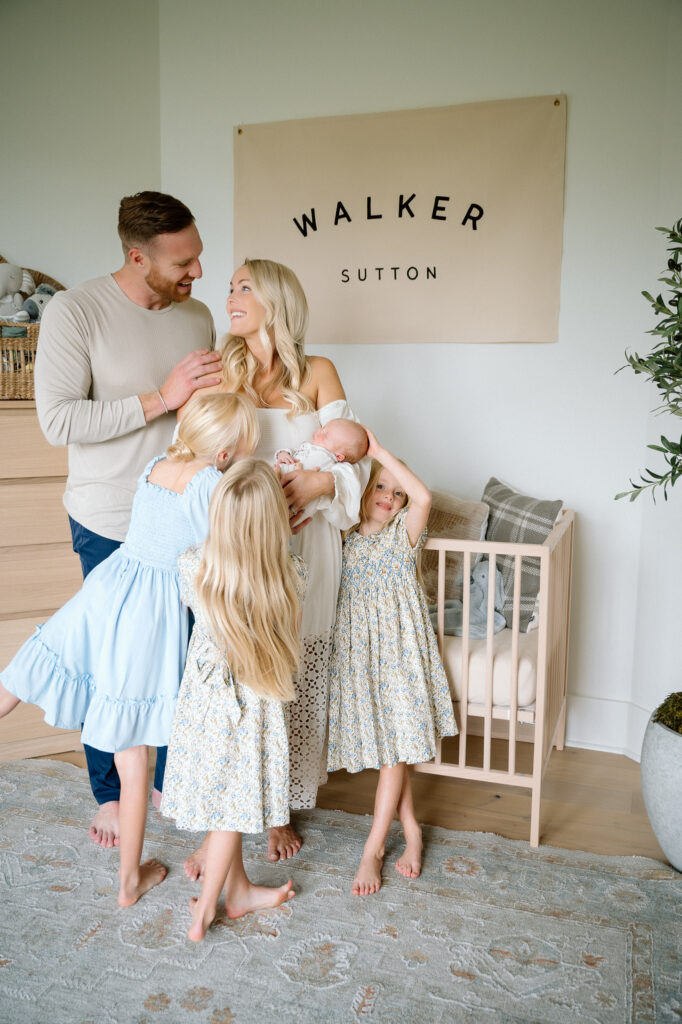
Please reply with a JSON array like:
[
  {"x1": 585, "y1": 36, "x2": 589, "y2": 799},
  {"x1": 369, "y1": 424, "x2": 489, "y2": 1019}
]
[
  {"x1": 482, "y1": 477, "x2": 563, "y2": 632},
  {"x1": 421, "y1": 491, "x2": 489, "y2": 604}
]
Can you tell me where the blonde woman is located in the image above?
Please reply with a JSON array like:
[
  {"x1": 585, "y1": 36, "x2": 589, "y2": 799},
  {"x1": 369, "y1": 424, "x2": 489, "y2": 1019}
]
[
  {"x1": 185, "y1": 258, "x2": 368, "y2": 865},
  {"x1": 0, "y1": 394, "x2": 259, "y2": 908},
  {"x1": 162, "y1": 459, "x2": 307, "y2": 941}
]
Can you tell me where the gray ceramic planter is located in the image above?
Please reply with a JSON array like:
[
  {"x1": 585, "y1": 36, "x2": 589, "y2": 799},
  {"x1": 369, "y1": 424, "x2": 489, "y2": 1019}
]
[{"x1": 640, "y1": 714, "x2": 682, "y2": 872}]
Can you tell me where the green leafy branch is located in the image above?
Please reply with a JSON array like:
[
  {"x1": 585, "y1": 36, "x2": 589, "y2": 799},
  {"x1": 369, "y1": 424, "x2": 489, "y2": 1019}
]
[{"x1": 617, "y1": 218, "x2": 682, "y2": 501}]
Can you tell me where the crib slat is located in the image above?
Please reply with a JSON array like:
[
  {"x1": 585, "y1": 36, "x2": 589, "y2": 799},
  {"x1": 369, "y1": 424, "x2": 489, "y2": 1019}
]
[
  {"x1": 434, "y1": 549, "x2": 446, "y2": 767},
  {"x1": 458, "y1": 549, "x2": 471, "y2": 768},
  {"x1": 508, "y1": 554, "x2": 522, "y2": 774},
  {"x1": 483, "y1": 554, "x2": 496, "y2": 772}
]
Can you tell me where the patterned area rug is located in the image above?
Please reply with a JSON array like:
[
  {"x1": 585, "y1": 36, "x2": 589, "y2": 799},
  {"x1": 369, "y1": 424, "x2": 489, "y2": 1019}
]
[{"x1": 0, "y1": 759, "x2": 679, "y2": 1024}]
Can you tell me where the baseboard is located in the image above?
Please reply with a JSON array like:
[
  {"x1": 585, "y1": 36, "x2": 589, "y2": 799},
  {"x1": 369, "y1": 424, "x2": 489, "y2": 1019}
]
[{"x1": 565, "y1": 694, "x2": 642, "y2": 761}]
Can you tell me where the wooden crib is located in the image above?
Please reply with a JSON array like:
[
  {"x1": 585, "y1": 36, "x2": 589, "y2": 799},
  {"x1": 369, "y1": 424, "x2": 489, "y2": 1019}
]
[{"x1": 413, "y1": 509, "x2": 575, "y2": 847}]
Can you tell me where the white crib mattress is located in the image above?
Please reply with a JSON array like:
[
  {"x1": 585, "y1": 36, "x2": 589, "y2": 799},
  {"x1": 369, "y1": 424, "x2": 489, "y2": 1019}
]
[{"x1": 440, "y1": 628, "x2": 538, "y2": 707}]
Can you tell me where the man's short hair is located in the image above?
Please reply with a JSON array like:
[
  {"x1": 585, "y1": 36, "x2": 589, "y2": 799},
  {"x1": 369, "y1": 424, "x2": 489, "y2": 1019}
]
[{"x1": 118, "y1": 191, "x2": 195, "y2": 253}]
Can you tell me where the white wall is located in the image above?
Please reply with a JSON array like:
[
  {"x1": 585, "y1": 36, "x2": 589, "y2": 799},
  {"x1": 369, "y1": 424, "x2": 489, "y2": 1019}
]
[
  {"x1": 4, "y1": 0, "x2": 680, "y2": 759},
  {"x1": 1, "y1": 0, "x2": 161, "y2": 285},
  {"x1": 159, "y1": 0, "x2": 682, "y2": 757}
]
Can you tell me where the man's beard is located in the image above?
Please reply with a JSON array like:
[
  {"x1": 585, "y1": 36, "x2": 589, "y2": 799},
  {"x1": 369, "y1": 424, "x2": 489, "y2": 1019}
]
[{"x1": 145, "y1": 267, "x2": 191, "y2": 304}]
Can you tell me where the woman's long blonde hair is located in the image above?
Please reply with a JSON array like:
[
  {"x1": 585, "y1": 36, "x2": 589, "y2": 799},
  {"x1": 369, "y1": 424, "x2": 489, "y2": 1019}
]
[
  {"x1": 196, "y1": 458, "x2": 302, "y2": 700},
  {"x1": 166, "y1": 392, "x2": 260, "y2": 463},
  {"x1": 220, "y1": 258, "x2": 313, "y2": 417}
]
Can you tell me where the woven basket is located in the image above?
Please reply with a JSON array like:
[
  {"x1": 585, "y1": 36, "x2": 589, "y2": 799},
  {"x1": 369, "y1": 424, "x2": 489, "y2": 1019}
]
[{"x1": 0, "y1": 255, "x2": 65, "y2": 400}]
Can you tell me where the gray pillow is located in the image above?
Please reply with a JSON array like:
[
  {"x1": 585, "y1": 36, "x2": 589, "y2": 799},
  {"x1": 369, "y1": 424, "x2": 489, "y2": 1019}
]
[{"x1": 482, "y1": 477, "x2": 563, "y2": 632}]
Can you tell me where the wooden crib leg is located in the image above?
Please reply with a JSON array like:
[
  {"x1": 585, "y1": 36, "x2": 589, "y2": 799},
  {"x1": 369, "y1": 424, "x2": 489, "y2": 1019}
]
[
  {"x1": 556, "y1": 703, "x2": 567, "y2": 751},
  {"x1": 530, "y1": 777, "x2": 542, "y2": 848}
]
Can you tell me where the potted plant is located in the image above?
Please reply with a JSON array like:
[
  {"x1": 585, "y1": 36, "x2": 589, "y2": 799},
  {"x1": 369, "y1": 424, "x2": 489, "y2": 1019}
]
[{"x1": 618, "y1": 218, "x2": 682, "y2": 872}]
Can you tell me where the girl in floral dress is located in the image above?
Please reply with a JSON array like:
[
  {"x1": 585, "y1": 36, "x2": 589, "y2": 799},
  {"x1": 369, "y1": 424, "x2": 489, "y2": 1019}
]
[
  {"x1": 161, "y1": 459, "x2": 307, "y2": 941},
  {"x1": 327, "y1": 430, "x2": 457, "y2": 896}
]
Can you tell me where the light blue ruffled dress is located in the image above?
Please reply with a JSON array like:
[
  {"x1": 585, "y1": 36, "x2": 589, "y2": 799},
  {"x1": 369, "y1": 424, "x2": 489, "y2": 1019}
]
[{"x1": 0, "y1": 456, "x2": 221, "y2": 753}]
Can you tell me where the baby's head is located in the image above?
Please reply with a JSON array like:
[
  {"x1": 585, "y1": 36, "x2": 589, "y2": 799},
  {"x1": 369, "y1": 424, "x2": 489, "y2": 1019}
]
[
  {"x1": 167, "y1": 392, "x2": 260, "y2": 468},
  {"x1": 311, "y1": 419, "x2": 369, "y2": 464}
]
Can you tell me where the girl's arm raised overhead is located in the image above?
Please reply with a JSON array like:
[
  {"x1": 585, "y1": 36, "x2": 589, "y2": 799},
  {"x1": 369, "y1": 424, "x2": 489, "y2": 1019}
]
[{"x1": 365, "y1": 429, "x2": 431, "y2": 546}]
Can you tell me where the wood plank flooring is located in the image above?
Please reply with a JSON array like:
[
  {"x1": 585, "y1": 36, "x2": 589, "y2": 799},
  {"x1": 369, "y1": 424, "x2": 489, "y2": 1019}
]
[{"x1": 42, "y1": 741, "x2": 667, "y2": 864}]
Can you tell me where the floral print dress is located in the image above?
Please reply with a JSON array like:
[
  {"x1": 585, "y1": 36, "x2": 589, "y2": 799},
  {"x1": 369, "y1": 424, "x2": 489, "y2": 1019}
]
[
  {"x1": 161, "y1": 547, "x2": 307, "y2": 834},
  {"x1": 327, "y1": 508, "x2": 457, "y2": 773}
]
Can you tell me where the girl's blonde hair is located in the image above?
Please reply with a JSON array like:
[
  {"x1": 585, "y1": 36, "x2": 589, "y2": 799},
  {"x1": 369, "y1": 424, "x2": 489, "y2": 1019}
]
[
  {"x1": 166, "y1": 392, "x2": 260, "y2": 463},
  {"x1": 220, "y1": 258, "x2": 313, "y2": 417},
  {"x1": 196, "y1": 458, "x2": 302, "y2": 700}
]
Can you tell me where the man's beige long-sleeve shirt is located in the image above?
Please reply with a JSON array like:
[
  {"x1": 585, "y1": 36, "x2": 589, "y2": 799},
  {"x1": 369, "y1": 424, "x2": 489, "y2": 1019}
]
[{"x1": 35, "y1": 274, "x2": 215, "y2": 541}]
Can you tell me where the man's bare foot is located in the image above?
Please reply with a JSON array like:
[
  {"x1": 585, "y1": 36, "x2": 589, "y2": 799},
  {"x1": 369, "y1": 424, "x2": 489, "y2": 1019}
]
[
  {"x1": 225, "y1": 879, "x2": 295, "y2": 920},
  {"x1": 184, "y1": 836, "x2": 209, "y2": 881},
  {"x1": 396, "y1": 824, "x2": 422, "y2": 879},
  {"x1": 267, "y1": 824, "x2": 301, "y2": 862},
  {"x1": 117, "y1": 858, "x2": 167, "y2": 907},
  {"x1": 352, "y1": 849, "x2": 384, "y2": 896},
  {"x1": 187, "y1": 896, "x2": 216, "y2": 942},
  {"x1": 89, "y1": 801, "x2": 120, "y2": 848},
  {"x1": 152, "y1": 787, "x2": 162, "y2": 811}
]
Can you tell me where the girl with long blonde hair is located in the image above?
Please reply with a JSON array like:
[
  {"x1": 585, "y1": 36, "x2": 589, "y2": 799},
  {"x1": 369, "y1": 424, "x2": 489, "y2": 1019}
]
[
  {"x1": 0, "y1": 393, "x2": 259, "y2": 909},
  {"x1": 183, "y1": 257, "x2": 369, "y2": 869},
  {"x1": 161, "y1": 459, "x2": 307, "y2": 941}
]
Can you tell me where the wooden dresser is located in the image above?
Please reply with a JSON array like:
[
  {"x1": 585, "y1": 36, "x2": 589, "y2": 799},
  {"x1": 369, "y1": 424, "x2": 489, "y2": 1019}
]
[{"x1": 0, "y1": 401, "x2": 83, "y2": 760}]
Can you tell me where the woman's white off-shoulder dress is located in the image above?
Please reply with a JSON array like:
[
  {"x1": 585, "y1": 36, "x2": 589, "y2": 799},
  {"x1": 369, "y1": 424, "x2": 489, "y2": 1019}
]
[{"x1": 256, "y1": 398, "x2": 369, "y2": 808}]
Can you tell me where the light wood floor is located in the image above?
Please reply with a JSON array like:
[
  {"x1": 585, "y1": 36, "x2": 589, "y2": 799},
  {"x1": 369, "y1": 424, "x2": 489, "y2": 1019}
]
[{"x1": 43, "y1": 740, "x2": 667, "y2": 864}]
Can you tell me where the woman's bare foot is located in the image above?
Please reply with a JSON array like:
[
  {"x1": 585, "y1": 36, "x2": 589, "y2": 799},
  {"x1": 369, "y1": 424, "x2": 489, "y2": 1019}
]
[
  {"x1": 225, "y1": 879, "x2": 295, "y2": 919},
  {"x1": 117, "y1": 858, "x2": 167, "y2": 907},
  {"x1": 352, "y1": 849, "x2": 384, "y2": 896},
  {"x1": 187, "y1": 896, "x2": 217, "y2": 942},
  {"x1": 396, "y1": 823, "x2": 422, "y2": 879},
  {"x1": 89, "y1": 801, "x2": 120, "y2": 848},
  {"x1": 184, "y1": 836, "x2": 209, "y2": 881},
  {"x1": 151, "y1": 787, "x2": 162, "y2": 811},
  {"x1": 267, "y1": 824, "x2": 301, "y2": 862}
]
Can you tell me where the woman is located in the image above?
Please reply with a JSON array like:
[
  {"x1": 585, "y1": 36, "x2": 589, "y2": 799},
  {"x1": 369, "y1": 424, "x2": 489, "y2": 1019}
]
[{"x1": 184, "y1": 258, "x2": 368, "y2": 868}]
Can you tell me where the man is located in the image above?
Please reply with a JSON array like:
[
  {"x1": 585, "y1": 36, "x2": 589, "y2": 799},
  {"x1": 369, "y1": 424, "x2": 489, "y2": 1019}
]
[{"x1": 35, "y1": 191, "x2": 222, "y2": 848}]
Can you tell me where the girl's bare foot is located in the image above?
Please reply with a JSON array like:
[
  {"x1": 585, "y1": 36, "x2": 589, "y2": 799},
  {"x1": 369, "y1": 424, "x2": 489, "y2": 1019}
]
[
  {"x1": 89, "y1": 801, "x2": 120, "y2": 848},
  {"x1": 184, "y1": 836, "x2": 209, "y2": 880},
  {"x1": 117, "y1": 858, "x2": 167, "y2": 907},
  {"x1": 187, "y1": 896, "x2": 217, "y2": 942},
  {"x1": 396, "y1": 823, "x2": 422, "y2": 879},
  {"x1": 267, "y1": 824, "x2": 301, "y2": 861},
  {"x1": 352, "y1": 849, "x2": 384, "y2": 896},
  {"x1": 225, "y1": 879, "x2": 295, "y2": 919},
  {"x1": 151, "y1": 787, "x2": 162, "y2": 810}
]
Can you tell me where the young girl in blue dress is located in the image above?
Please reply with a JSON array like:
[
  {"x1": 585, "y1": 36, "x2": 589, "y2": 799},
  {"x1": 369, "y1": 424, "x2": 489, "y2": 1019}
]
[
  {"x1": 161, "y1": 458, "x2": 306, "y2": 941},
  {"x1": 0, "y1": 392, "x2": 259, "y2": 908},
  {"x1": 327, "y1": 429, "x2": 457, "y2": 896}
]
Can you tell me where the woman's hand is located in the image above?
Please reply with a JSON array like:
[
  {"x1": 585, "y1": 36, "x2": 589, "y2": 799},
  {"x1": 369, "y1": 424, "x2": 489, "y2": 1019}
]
[{"x1": 282, "y1": 468, "x2": 334, "y2": 533}]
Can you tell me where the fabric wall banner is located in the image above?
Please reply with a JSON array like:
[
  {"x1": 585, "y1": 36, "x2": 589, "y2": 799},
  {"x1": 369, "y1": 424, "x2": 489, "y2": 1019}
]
[{"x1": 234, "y1": 95, "x2": 566, "y2": 345}]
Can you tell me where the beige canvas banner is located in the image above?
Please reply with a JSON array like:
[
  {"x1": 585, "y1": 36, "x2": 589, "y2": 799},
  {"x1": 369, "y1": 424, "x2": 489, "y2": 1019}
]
[{"x1": 234, "y1": 95, "x2": 566, "y2": 344}]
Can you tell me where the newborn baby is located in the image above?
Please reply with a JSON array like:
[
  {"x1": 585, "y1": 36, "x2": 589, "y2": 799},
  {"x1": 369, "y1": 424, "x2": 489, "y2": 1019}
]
[{"x1": 275, "y1": 418, "x2": 369, "y2": 519}]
